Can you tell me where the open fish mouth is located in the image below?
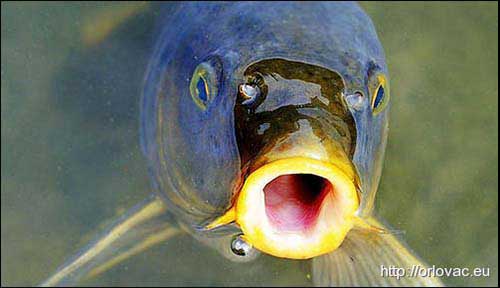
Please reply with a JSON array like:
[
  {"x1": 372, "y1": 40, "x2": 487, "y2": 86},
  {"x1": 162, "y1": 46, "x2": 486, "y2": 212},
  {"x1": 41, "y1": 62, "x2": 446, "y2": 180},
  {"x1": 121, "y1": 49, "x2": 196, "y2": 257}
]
[
  {"x1": 208, "y1": 157, "x2": 359, "y2": 259},
  {"x1": 264, "y1": 173, "x2": 333, "y2": 233}
]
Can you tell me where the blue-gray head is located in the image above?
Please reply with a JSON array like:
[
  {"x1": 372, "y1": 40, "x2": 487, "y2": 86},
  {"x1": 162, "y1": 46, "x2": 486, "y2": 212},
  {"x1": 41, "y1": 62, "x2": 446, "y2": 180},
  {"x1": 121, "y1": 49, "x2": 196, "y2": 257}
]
[{"x1": 141, "y1": 2, "x2": 389, "y2": 259}]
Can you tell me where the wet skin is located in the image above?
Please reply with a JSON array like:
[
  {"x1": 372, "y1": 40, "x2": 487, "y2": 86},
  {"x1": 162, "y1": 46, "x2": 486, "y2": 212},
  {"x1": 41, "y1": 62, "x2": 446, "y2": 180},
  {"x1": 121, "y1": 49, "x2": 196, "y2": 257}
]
[
  {"x1": 41, "y1": 3, "x2": 444, "y2": 286},
  {"x1": 141, "y1": 3, "x2": 389, "y2": 242}
]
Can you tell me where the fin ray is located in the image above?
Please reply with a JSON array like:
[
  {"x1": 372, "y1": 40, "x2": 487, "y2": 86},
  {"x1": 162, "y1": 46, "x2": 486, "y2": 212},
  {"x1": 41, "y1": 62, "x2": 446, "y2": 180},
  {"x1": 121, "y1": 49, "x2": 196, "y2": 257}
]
[
  {"x1": 40, "y1": 195, "x2": 180, "y2": 286},
  {"x1": 312, "y1": 215, "x2": 444, "y2": 287}
]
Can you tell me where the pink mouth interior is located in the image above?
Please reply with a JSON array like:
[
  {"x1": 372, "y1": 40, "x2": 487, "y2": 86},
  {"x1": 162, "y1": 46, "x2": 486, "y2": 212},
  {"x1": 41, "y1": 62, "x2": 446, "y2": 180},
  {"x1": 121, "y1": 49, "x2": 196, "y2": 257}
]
[{"x1": 264, "y1": 174, "x2": 333, "y2": 232}]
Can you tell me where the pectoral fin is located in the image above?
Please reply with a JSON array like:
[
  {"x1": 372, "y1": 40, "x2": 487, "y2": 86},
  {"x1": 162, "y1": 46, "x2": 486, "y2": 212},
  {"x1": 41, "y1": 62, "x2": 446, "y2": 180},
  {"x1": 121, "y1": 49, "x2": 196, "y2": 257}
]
[
  {"x1": 40, "y1": 195, "x2": 181, "y2": 287},
  {"x1": 312, "y1": 215, "x2": 443, "y2": 287}
]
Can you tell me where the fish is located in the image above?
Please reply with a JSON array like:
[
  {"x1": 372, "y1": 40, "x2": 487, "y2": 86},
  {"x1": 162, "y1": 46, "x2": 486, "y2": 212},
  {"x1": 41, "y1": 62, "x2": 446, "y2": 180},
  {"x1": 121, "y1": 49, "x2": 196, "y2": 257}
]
[{"x1": 41, "y1": 2, "x2": 443, "y2": 286}]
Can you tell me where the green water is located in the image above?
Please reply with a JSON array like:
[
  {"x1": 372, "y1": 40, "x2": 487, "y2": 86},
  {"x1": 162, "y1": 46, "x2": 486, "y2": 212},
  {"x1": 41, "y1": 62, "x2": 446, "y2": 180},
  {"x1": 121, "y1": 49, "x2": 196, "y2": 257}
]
[{"x1": 1, "y1": 2, "x2": 498, "y2": 286}]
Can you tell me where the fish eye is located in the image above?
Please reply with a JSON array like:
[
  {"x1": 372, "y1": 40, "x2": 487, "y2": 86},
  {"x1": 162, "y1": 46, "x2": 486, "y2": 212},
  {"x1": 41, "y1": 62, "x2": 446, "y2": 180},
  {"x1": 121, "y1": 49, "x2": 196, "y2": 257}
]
[
  {"x1": 196, "y1": 77, "x2": 209, "y2": 102},
  {"x1": 189, "y1": 60, "x2": 221, "y2": 110},
  {"x1": 371, "y1": 74, "x2": 390, "y2": 115},
  {"x1": 373, "y1": 85, "x2": 384, "y2": 108}
]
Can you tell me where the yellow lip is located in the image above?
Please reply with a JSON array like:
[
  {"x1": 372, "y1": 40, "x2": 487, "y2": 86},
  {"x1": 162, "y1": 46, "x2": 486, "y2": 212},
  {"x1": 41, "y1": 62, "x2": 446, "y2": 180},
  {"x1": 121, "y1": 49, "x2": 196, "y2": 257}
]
[{"x1": 206, "y1": 157, "x2": 359, "y2": 259}]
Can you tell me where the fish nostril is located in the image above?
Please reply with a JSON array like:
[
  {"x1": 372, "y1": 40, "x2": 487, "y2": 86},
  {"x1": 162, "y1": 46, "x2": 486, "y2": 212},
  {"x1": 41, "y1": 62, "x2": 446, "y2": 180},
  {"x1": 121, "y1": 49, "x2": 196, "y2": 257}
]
[
  {"x1": 239, "y1": 84, "x2": 260, "y2": 105},
  {"x1": 345, "y1": 91, "x2": 365, "y2": 111}
]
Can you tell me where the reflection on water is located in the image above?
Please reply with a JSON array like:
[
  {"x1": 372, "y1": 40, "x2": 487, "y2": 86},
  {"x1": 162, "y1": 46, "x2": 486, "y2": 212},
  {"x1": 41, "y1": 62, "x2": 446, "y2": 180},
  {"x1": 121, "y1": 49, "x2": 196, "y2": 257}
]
[{"x1": 1, "y1": 2, "x2": 497, "y2": 286}]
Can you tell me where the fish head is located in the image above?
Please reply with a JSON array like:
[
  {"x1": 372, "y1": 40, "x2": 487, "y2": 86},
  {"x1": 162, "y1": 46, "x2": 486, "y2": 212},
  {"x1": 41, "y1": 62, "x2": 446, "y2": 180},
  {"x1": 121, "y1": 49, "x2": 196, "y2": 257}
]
[{"x1": 141, "y1": 2, "x2": 390, "y2": 260}]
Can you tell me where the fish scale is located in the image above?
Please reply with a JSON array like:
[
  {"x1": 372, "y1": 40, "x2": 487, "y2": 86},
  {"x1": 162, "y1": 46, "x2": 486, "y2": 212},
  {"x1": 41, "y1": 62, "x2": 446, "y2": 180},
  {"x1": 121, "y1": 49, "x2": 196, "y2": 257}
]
[{"x1": 42, "y1": 2, "x2": 443, "y2": 286}]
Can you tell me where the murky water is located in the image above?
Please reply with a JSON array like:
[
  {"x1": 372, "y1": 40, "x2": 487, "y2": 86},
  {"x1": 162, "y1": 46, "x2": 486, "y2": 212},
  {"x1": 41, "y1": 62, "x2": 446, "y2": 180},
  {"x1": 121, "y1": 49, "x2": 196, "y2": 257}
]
[{"x1": 1, "y1": 2, "x2": 497, "y2": 286}]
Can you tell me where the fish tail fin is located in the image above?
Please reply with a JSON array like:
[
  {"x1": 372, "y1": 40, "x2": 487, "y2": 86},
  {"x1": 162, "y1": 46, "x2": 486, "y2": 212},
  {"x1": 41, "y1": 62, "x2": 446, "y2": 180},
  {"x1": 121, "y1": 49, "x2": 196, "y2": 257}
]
[
  {"x1": 40, "y1": 195, "x2": 181, "y2": 287},
  {"x1": 312, "y1": 215, "x2": 444, "y2": 287}
]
